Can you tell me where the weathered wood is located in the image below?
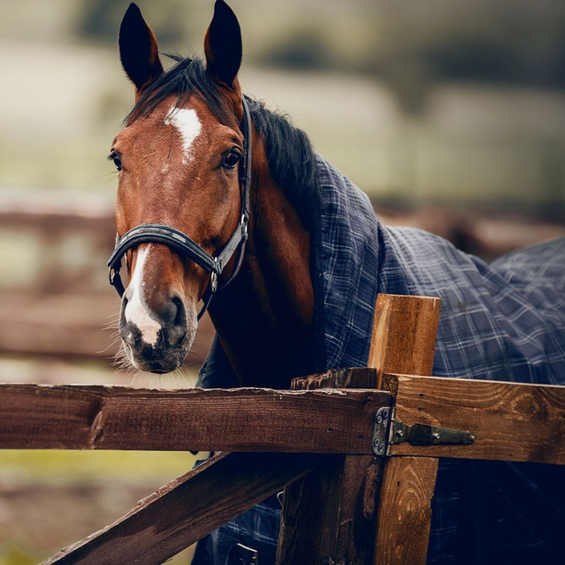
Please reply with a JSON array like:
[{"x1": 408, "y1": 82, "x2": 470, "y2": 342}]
[
  {"x1": 292, "y1": 367, "x2": 378, "y2": 390},
  {"x1": 374, "y1": 294, "x2": 441, "y2": 565},
  {"x1": 384, "y1": 373, "x2": 565, "y2": 465},
  {"x1": 277, "y1": 455, "x2": 348, "y2": 564},
  {"x1": 279, "y1": 369, "x2": 381, "y2": 564},
  {"x1": 0, "y1": 384, "x2": 389, "y2": 454},
  {"x1": 375, "y1": 457, "x2": 438, "y2": 565},
  {"x1": 368, "y1": 293, "x2": 441, "y2": 388},
  {"x1": 43, "y1": 451, "x2": 316, "y2": 565}
]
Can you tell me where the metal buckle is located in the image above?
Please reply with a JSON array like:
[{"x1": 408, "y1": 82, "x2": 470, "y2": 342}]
[
  {"x1": 241, "y1": 214, "x2": 249, "y2": 239},
  {"x1": 210, "y1": 271, "x2": 218, "y2": 293},
  {"x1": 210, "y1": 253, "x2": 220, "y2": 294}
]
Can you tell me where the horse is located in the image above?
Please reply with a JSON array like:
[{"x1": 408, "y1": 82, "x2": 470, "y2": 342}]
[
  {"x1": 109, "y1": 1, "x2": 316, "y2": 389},
  {"x1": 109, "y1": 2, "x2": 565, "y2": 563}
]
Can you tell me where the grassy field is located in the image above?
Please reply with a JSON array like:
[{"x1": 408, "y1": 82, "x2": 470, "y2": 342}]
[{"x1": 0, "y1": 449, "x2": 199, "y2": 564}]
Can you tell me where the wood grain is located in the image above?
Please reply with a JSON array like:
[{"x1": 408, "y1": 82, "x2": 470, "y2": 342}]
[
  {"x1": 0, "y1": 384, "x2": 389, "y2": 454},
  {"x1": 368, "y1": 294, "x2": 440, "y2": 388},
  {"x1": 43, "y1": 451, "x2": 316, "y2": 565},
  {"x1": 292, "y1": 367, "x2": 378, "y2": 390},
  {"x1": 384, "y1": 373, "x2": 565, "y2": 465},
  {"x1": 373, "y1": 294, "x2": 441, "y2": 565},
  {"x1": 374, "y1": 458, "x2": 438, "y2": 565},
  {"x1": 279, "y1": 370, "x2": 383, "y2": 564}
]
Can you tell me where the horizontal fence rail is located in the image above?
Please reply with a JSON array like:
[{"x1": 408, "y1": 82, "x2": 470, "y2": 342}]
[
  {"x1": 383, "y1": 373, "x2": 565, "y2": 465},
  {"x1": 2, "y1": 376, "x2": 565, "y2": 464},
  {"x1": 0, "y1": 383, "x2": 390, "y2": 454}
]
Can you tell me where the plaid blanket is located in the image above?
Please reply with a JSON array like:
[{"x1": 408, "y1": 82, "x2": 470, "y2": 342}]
[{"x1": 194, "y1": 155, "x2": 565, "y2": 564}]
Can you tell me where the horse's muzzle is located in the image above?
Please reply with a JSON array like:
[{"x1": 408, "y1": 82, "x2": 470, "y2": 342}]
[{"x1": 119, "y1": 294, "x2": 195, "y2": 373}]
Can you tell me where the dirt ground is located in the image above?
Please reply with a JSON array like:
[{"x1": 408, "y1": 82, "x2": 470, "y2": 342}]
[{"x1": 0, "y1": 480, "x2": 194, "y2": 563}]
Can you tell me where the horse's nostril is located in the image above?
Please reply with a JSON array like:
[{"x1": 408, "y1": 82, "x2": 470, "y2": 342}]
[
  {"x1": 172, "y1": 296, "x2": 185, "y2": 327},
  {"x1": 169, "y1": 296, "x2": 188, "y2": 344}
]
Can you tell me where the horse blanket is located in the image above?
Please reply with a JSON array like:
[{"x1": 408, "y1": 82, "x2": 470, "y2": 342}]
[{"x1": 193, "y1": 155, "x2": 565, "y2": 564}]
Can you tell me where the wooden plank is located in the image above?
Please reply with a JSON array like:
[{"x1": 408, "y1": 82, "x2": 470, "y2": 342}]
[
  {"x1": 278, "y1": 454, "x2": 382, "y2": 565},
  {"x1": 279, "y1": 369, "x2": 381, "y2": 564},
  {"x1": 368, "y1": 293, "x2": 440, "y2": 388},
  {"x1": 43, "y1": 451, "x2": 316, "y2": 565},
  {"x1": 374, "y1": 458, "x2": 438, "y2": 565},
  {"x1": 292, "y1": 367, "x2": 378, "y2": 390},
  {"x1": 0, "y1": 384, "x2": 389, "y2": 454},
  {"x1": 374, "y1": 294, "x2": 441, "y2": 565},
  {"x1": 384, "y1": 373, "x2": 565, "y2": 465}
]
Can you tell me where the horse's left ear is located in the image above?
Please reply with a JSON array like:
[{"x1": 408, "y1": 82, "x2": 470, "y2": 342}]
[
  {"x1": 204, "y1": 0, "x2": 242, "y2": 88},
  {"x1": 119, "y1": 3, "x2": 164, "y2": 93}
]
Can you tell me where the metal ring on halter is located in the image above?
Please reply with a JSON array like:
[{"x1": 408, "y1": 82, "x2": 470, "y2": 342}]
[{"x1": 107, "y1": 96, "x2": 253, "y2": 321}]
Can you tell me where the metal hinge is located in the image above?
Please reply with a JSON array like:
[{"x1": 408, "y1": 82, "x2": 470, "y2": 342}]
[
  {"x1": 372, "y1": 406, "x2": 392, "y2": 455},
  {"x1": 373, "y1": 407, "x2": 476, "y2": 456}
]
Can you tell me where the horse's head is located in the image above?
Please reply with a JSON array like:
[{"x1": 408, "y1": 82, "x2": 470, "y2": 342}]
[{"x1": 110, "y1": 1, "x2": 247, "y2": 373}]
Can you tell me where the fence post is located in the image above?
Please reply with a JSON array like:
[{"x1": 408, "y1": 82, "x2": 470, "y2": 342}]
[
  {"x1": 371, "y1": 294, "x2": 441, "y2": 565},
  {"x1": 277, "y1": 294, "x2": 440, "y2": 564},
  {"x1": 277, "y1": 368, "x2": 381, "y2": 564}
]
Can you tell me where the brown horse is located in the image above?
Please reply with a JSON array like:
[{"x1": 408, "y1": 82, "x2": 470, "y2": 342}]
[
  {"x1": 109, "y1": 3, "x2": 565, "y2": 563},
  {"x1": 110, "y1": 1, "x2": 315, "y2": 388}
]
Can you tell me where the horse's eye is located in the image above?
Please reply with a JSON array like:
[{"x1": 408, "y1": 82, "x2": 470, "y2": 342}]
[
  {"x1": 222, "y1": 150, "x2": 242, "y2": 170},
  {"x1": 108, "y1": 150, "x2": 122, "y2": 172}
]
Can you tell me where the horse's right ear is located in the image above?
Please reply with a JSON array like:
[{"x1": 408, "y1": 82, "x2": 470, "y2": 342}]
[{"x1": 119, "y1": 3, "x2": 164, "y2": 93}]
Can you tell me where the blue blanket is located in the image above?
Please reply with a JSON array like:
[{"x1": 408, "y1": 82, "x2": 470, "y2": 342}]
[{"x1": 194, "y1": 155, "x2": 565, "y2": 564}]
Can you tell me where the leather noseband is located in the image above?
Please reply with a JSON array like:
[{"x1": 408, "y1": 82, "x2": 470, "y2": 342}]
[{"x1": 107, "y1": 97, "x2": 252, "y2": 321}]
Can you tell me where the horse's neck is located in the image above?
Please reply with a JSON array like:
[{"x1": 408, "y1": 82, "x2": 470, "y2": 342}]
[{"x1": 208, "y1": 144, "x2": 315, "y2": 388}]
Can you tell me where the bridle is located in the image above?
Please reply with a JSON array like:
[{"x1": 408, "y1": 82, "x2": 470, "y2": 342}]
[{"x1": 107, "y1": 97, "x2": 252, "y2": 321}]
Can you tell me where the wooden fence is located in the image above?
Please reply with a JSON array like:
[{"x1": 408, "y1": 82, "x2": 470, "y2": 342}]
[{"x1": 1, "y1": 294, "x2": 564, "y2": 564}]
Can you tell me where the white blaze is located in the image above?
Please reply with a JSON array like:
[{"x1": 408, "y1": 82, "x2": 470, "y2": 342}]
[
  {"x1": 164, "y1": 107, "x2": 202, "y2": 164},
  {"x1": 124, "y1": 245, "x2": 161, "y2": 346}
]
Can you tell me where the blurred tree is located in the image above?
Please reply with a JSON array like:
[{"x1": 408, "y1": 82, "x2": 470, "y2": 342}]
[
  {"x1": 77, "y1": 0, "x2": 192, "y2": 46},
  {"x1": 257, "y1": 27, "x2": 331, "y2": 70}
]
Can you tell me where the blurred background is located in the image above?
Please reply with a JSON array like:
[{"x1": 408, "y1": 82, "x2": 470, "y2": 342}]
[{"x1": 1, "y1": 0, "x2": 564, "y2": 562}]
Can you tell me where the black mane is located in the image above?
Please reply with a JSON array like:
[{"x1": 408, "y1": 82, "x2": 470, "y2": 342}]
[{"x1": 127, "y1": 56, "x2": 320, "y2": 230}]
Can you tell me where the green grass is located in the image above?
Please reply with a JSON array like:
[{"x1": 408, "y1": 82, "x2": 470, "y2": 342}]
[
  {"x1": 0, "y1": 450, "x2": 201, "y2": 564},
  {"x1": 0, "y1": 545, "x2": 44, "y2": 565},
  {"x1": 0, "y1": 449, "x2": 198, "y2": 484}
]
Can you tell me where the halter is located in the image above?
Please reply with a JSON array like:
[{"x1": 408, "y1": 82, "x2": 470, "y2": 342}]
[{"x1": 107, "y1": 97, "x2": 252, "y2": 321}]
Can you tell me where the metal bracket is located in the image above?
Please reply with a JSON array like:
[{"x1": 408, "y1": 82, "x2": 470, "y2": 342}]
[
  {"x1": 373, "y1": 407, "x2": 476, "y2": 455},
  {"x1": 372, "y1": 407, "x2": 392, "y2": 455},
  {"x1": 391, "y1": 421, "x2": 476, "y2": 447}
]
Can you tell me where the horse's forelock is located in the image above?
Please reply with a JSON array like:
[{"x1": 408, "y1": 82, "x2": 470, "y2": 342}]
[{"x1": 124, "y1": 57, "x2": 232, "y2": 126}]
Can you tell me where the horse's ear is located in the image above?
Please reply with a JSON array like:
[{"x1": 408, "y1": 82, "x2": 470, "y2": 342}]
[
  {"x1": 119, "y1": 3, "x2": 164, "y2": 93},
  {"x1": 204, "y1": 0, "x2": 242, "y2": 88}
]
